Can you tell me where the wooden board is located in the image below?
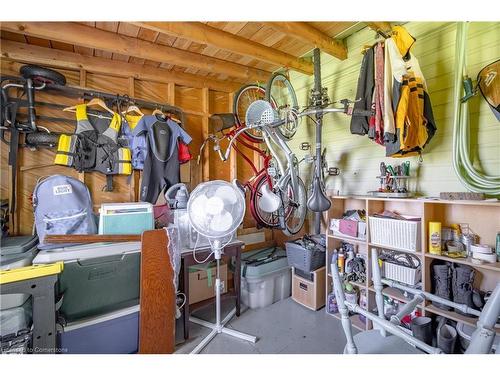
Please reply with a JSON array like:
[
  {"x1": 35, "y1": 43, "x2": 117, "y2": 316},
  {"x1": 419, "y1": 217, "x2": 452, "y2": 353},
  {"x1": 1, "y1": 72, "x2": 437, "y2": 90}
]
[{"x1": 139, "y1": 229, "x2": 175, "y2": 354}]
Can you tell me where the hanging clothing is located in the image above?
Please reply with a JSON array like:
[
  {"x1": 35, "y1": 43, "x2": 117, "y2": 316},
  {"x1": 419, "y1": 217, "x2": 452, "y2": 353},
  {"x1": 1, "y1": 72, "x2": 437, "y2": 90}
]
[
  {"x1": 383, "y1": 26, "x2": 436, "y2": 157},
  {"x1": 121, "y1": 113, "x2": 146, "y2": 170},
  {"x1": 350, "y1": 47, "x2": 375, "y2": 136},
  {"x1": 370, "y1": 41, "x2": 385, "y2": 145},
  {"x1": 55, "y1": 104, "x2": 132, "y2": 176},
  {"x1": 137, "y1": 115, "x2": 192, "y2": 204}
]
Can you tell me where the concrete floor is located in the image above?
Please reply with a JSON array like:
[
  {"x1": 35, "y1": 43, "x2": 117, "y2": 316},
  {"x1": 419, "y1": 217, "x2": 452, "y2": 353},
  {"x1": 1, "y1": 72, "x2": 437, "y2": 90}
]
[{"x1": 174, "y1": 297, "x2": 360, "y2": 354}]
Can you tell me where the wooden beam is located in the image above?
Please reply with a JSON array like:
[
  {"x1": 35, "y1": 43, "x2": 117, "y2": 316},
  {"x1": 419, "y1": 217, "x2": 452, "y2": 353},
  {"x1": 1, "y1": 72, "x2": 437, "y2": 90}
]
[
  {"x1": 268, "y1": 22, "x2": 347, "y2": 60},
  {"x1": 366, "y1": 22, "x2": 392, "y2": 33},
  {"x1": 0, "y1": 39, "x2": 240, "y2": 92},
  {"x1": 134, "y1": 22, "x2": 313, "y2": 75},
  {"x1": 201, "y1": 88, "x2": 210, "y2": 182},
  {"x1": 1, "y1": 22, "x2": 270, "y2": 82}
]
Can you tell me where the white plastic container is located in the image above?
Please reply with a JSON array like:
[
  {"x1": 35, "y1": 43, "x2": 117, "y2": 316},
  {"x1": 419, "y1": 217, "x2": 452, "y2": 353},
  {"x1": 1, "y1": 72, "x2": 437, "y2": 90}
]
[
  {"x1": 456, "y1": 322, "x2": 499, "y2": 353},
  {"x1": 241, "y1": 266, "x2": 292, "y2": 309},
  {"x1": 369, "y1": 216, "x2": 421, "y2": 252},
  {"x1": 240, "y1": 247, "x2": 291, "y2": 309}
]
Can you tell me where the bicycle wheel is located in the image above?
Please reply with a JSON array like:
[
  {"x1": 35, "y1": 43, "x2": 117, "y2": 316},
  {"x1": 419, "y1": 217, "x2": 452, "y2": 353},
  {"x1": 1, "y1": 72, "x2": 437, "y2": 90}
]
[
  {"x1": 265, "y1": 73, "x2": 299, "y2": 140},
  {"x1": 233, "y1": 84, "x2": 267, "y2": 143},
  {"x1": 279, "y1": 175, "x2": 307, "y2": 236},
  {"x1": 250, "y1": 174, "x2": 281, "y2": 228}
]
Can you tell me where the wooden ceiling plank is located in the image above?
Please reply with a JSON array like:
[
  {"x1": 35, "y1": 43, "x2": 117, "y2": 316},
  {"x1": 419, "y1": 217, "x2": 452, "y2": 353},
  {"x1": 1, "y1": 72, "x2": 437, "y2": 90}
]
[
  {"x1": 1, "y1": 39, "x2": 241, "y2": 93},
  {"x1": 268, "y1": 22, "x2": 348, "y2": 60},
  {"x1": 133, "y1": 22, "x2": 313, "y2": 75},
  {"x1": 2, "y1": 22, "x2": 270, "y2": 82},
  {"x1": 366, "y1": 22, "x2": 392, "y2": 34}
]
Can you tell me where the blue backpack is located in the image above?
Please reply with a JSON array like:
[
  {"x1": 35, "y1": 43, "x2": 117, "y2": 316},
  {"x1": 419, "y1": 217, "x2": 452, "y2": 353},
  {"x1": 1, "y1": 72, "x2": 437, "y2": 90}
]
[{"x1": 33, "y1": 175, "x2": 97, "y2": 249}]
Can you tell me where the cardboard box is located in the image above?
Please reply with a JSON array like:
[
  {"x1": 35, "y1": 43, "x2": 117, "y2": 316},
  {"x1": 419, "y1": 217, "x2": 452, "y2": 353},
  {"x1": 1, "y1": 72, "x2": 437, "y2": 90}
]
[
  {"x1": 188, "y1": 262, "x2": 227, "y2": 305},
  {"x1": 292, "y1": 266, "x2": 325, "y2": 311}
]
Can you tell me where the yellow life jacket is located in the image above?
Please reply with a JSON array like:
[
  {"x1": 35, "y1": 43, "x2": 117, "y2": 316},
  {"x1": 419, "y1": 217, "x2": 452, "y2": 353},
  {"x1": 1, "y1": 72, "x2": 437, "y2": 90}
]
[{"x1": 55, "y1": 104, "x2": 131, "y2": 176}]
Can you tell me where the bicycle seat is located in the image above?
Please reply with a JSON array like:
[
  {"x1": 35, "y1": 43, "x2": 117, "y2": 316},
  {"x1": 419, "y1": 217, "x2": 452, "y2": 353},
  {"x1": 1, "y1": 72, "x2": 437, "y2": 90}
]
[
  {"x1": 209, "y1": 113, "x2": 237, "y2": 133},
  {"x1": 307, "y1": 176, "x2": 331, "y2": 212}
]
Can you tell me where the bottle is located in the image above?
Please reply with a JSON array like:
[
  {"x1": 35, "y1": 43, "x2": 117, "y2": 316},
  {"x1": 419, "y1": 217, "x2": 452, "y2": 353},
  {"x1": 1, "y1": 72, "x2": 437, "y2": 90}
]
[
  {"x1": 345, "y1": 250, "x2": 355, "y2": 274},
  {"x1": 429, "y1": 222, "x2": 442, "y2": 255},
  {"x1": 338, "y1": 252, "x2": 345, "y2": 274},
  {"x1": 496, "y1": 232, "x2": 500, "y2": 262}
]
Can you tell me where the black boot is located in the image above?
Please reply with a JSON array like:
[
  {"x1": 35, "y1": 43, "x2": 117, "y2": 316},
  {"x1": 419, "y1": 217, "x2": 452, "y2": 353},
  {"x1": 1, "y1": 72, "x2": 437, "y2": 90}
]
[
  {"x1": 432, "y1": 262, "x2": 452, "y2": 310},
  {"x1": 452, "y1": 264, "x2": 475, "y2": 316}
]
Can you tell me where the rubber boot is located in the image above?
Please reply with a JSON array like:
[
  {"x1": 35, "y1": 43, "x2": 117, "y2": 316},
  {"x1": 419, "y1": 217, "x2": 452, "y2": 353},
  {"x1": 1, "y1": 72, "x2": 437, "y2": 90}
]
[
  {"x1": 410, "y1": 316, "x2": 433, "y2": 346},
  {"x1": 432, "y1": 263, "x2": 452, "y2": 310},
  {"x1": 452, "y1": 265, "x2": 475, "y2": 317},
  {"x1": 437, "y1": 318, "x2": 457, "y2": 354}
]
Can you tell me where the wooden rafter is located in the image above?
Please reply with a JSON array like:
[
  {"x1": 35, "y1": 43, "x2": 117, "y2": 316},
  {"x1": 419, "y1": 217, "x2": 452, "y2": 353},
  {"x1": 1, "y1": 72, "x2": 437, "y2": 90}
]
[
  {"x1": 268, "y1": 22, "x2": 347, "y2": 60},
  {"x1": 366, "y1": 22, "x2": 393, "y2": 34},
  {"x1": 133, "y1": 22, "x2": 314, "y2": 75},
  {"x1": 1, "y1": 22, "x2": 270, "y2": 82},
  {"x1": 1, "y1": 40, "x2": 240, "y2": 92}
]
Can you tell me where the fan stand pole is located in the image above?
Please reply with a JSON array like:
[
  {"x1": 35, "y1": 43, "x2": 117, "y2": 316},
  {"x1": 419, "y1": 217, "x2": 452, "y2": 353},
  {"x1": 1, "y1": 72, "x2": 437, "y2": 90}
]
[{"x1": 189, "y1": 248, "x2": 257, "y2": 354}]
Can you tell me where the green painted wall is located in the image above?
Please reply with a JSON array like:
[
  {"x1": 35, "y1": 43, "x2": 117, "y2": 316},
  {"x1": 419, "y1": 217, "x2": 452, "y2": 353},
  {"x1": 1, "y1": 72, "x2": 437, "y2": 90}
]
[{"x1": 288, "y1": 22, "x2": 500, "y2": 197}]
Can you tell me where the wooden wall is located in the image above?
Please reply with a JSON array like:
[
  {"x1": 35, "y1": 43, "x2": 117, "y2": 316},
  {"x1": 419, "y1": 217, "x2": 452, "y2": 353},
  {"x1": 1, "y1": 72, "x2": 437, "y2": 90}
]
[{"x1": 0, "y1": 58, "x2": 228, "y2": 235}]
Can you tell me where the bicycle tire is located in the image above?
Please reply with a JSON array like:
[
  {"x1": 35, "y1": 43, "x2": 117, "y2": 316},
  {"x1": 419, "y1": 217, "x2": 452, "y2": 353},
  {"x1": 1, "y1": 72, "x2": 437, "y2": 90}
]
[
  {"x1": 25, "y1": 131, "x2": 60, "y2": 147},
  {"x1": 279, "y1": 175, "x2": 307, "y2": 236},
  {"x1": 250, "y1": 174, "x2": 281, "y2": 229},
  {"x1": 233, "y1": 84, "x2": 267, "y2": 143},
  {"x1": 20, "y1": 65, "x2": 66, "y2": 86},
  {"x1": 265, "y1": 73, "x2": 299, "y2": 140}
]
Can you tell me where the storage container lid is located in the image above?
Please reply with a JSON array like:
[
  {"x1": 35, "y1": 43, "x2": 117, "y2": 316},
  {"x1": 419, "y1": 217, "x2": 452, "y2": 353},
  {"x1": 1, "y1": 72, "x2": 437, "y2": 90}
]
[
  {"x1": 241, "y1": 247, "x2": 290, "y2": 279},
  {"x1": 0, "y1": 246, "x2": 38, "y2": 270},
  {"x1": 0, "y1": 236, "x2": 38, "y2": 256},
  {"x1": 32, "y1": 242, "x2": 141, "y2": 264},
  {"x1": 62, "y1": 304, "x2": 140, "y2": 332}
]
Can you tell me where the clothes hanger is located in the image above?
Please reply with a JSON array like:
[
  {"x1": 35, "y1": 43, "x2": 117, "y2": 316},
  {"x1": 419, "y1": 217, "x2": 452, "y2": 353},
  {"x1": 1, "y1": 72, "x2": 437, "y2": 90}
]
[
  {"x1": 122, "y1": 104, "x2": 145, "y2": 117},
  {"x1": 152, "y1": 108, "x2": 164, "y2": 116},
  {"x1": 63, "y1": 97, "x2": 115, "y2": 119}
]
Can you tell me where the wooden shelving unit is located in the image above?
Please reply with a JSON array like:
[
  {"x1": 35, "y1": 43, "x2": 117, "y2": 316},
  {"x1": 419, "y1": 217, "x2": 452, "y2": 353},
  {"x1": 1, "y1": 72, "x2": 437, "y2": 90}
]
[{"x1": 324, "y1": 195, "x2": 500, "y2": 333}]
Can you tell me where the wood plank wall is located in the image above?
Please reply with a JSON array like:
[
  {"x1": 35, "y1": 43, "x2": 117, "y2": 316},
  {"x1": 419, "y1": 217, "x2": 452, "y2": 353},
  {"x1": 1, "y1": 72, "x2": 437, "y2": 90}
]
[{"x1": 0, "y1": 58, "x2": 229, "y2": 235}]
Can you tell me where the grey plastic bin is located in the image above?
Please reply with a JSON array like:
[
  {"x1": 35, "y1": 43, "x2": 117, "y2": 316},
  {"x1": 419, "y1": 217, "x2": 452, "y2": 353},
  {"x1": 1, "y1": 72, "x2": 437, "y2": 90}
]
[
  {"x1": 0, "y1": 236, "x2": 39, "y2": 311},
  {"x1": 33, "y1": 242, "x2": 140, "y2": 322},
  {"x1": 285, "y1": 237, "x2": 325, "y2": 272},
  {"x1": 58, "y1": 305, "x2": 139, "y2": 354}
]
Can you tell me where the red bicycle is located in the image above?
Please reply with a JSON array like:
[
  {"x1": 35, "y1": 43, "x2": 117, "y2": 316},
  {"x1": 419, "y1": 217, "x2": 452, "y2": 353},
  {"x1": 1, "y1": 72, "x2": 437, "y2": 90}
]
[{"x1": 198, "y1": 112, "x2": 280, "y2": 229}]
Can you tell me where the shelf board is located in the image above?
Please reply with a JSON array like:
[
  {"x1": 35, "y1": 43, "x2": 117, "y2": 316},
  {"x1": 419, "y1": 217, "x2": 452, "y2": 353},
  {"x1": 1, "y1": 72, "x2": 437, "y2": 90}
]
[
  {"x1": 327, "y1": 233, "x2": 367, "y2": 245},
  {"x1": 327, "y1": 311, "x2": 366, "y2": 331},
  {"x1": 368, "y1": 242, "x2": 422, "y2": 256},
  {"x1": 424, "y1": 304, "x2": 500, "y2": 334},
  {"x1": 424, "y1": 253, "x2": 500, "y2": 272},
  {"x1": 327, "y1": 194, "x2": 500, "y2": 207},
  {"x1": 367, "y1": 285, "x2": 421, "y2": 305}
]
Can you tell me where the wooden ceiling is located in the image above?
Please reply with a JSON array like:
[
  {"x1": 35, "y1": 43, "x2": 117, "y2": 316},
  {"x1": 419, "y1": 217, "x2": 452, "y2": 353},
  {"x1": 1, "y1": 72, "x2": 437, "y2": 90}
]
[{"x1": 1, "y1": 21, "x2": 370, "y2": 92}]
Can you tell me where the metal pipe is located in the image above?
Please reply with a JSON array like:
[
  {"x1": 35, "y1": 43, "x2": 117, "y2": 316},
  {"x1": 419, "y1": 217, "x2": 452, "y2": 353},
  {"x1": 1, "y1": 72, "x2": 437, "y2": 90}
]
[
  {"x1": 390, "y1": 294, "x2": 425, "y2": 325},
  {"x1": 346, "y1": 301, "x2": 443, "y2": 354},
  {"x1": 466, "y1": 283, "x2": 500, "y2": 354},
  {"x1": 313, "y1": 48, "x2": 323, "y2": 235},
  {"x1": 371, "y1": 248, "x2": 386, "y2": 336},
  {"x1": 381, "y1": 278, "x2": 481, "y2": 317}
]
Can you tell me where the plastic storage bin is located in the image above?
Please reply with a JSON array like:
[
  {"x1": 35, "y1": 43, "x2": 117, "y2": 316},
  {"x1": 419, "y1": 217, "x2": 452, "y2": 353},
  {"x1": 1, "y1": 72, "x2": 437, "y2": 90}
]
[
  {"x1": 1, "y1": 236, "x2": 39, "y2": 310},
  {"x1": 240, "y1": 248, "x2": 292, "y2": 309},
  {"x1": 0, "y1": 298, "x2": 32, "y2": 337},
  {"x1": 456, "y1": 322, "x2": 499, "y2": 353},
  {"x1": 369, "y1": 216, "x2": 421, "y2": 252},
  {"x1": 33, "y1": 242, "x2": 140, "y2": 321},
  {"x1": 285, "y1": 237, "x2": 325, "y2": 272},
  {"x1": 58, "y1": 305, "x2": 139, "y2": 354},
  {"x1": 382, "y1": 261, "x2": 421, "y2": 286}
]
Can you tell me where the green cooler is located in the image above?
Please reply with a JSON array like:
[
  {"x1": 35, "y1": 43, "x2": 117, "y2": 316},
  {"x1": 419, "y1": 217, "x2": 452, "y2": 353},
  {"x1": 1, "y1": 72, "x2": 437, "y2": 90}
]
[{"x1": 32, "y1": 242, "x2": 141, "y2": 322}]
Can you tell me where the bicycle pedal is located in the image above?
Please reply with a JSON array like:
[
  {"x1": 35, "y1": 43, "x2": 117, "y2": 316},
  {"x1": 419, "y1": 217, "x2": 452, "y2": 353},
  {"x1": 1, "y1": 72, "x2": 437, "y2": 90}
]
[{"x1": 300, "y1": 142, "x2": 310, "y2": 151}]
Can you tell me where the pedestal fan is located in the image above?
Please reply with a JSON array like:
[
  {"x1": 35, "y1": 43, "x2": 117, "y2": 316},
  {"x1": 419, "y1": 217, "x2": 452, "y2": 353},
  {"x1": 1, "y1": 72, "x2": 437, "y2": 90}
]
[{"x1": 187, "y1": 180, "x2": 257, "y2": 354}]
